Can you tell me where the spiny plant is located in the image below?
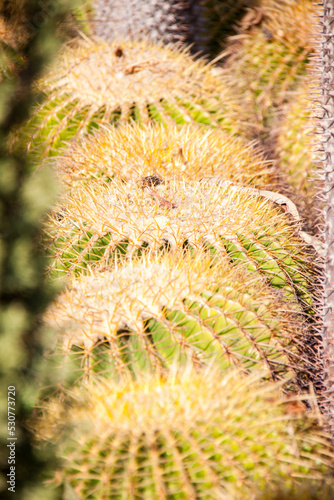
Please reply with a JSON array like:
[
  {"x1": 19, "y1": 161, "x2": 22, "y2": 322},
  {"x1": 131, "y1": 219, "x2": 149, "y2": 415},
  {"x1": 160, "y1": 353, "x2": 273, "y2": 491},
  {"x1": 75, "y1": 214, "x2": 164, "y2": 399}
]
[
  {"x1": 34, "y1": 368, "x2": 334, "y2": 499},
  {"x1": 55, "y1": 122, "x2": 276, "y2": 190},
  {"x1": 219, "y1": 0, "x2": 316, "y2": 145},
  {"x1": 12, "y1": 36, "x2": 241, "y2": 159},
  {"x1": 275, "y1": 76, "x2": 320, "y2": 223},
  {"x1": 90, "y1": 0, "x2": 254, "y2": 57},
  {"x1": 43, "y1": 251, "x2": 305, "y2": 383},
  {"x1": 0, "y1": 0, "x2": 71, "y2": 498},
  {"x1": 45, "y1": 178, "x2": 314, "y2": 308},
  {"x1": 316, "y1": 0, "x2": 334, "y2": 436}
]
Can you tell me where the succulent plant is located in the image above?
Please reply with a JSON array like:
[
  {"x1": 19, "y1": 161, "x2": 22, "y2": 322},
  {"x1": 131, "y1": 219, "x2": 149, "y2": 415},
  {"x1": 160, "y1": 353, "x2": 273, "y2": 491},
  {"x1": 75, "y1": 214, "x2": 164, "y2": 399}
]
[
  {"x1": 34, "y1": 368, "x2": 334, "y2": 499},
  {"x1": 13, "y1": 37, "x2": 240, "y2": 158},
  {"x1": 219, "y1": 0, "x2": 316, "y2": 145},
  {"x1": 275, "y1": 77, "x2": 320, "y2": 223},
  {"x1": 45, "y1": 178, "x2": 313, "y2": 308},
  {"x1": 43, "y1": 251, "x2": 306, "y2": 382},
  {"x1": 90, "y1": 0, "x2": 252, "y2": 57},
  {"x1": 55, "y1": 122, "x2": 276, "y2": 190}
]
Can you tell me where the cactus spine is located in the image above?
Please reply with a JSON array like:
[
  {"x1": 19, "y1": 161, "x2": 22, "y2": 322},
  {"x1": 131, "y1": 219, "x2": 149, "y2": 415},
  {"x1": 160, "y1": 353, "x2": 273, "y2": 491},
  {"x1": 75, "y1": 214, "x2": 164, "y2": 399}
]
[
  {"x1": 318, "y1": 0, "x2": 334, "y2": 435},
  {"x1": 44, "y1": 252, "x2": 304, "y2": 382},
  {"x1": 90, "y1": 0, "x2": 252, "y2": 56},
  {"x1": 14, "y1": 37, "x2": 239, "y2": 159},
  {"x1": 35, "y1": 368, "x2": 334, "y2": 499},
  {"x1": 45, "y1": 179, "x2": 313, "y2": 308},
  {"x1": 56, "y1": 122, "x2": 276, "y2": 190}
]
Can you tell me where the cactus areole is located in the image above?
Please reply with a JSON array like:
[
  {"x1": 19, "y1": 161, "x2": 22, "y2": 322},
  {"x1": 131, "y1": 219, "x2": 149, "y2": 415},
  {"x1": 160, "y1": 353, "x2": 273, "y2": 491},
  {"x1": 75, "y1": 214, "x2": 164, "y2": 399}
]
[{"x1": 320, "y1": 0, "x2": 334, "y2": 429}]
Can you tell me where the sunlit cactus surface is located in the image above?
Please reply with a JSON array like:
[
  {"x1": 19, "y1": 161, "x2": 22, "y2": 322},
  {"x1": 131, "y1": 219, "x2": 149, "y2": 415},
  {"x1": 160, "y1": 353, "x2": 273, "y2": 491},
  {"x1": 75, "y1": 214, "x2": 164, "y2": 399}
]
[
  {"x1": 13, "y1": 37, "x2": 240, "y2": 158},
  {"x1": 45, "y1": 178, "x2": 313, "y2": 308},
  {"x1": 35, "y1": 368, "x2": 334, "y2": 499},
  {"x1": 55, "y1": 122, "x2": 276, "y2": 190},
  {"x1": 219, "y1": 0, "x2": 316, "y2": 144},
  {"x1": 44, "y1": 251, "x2": 305, "y2": 383}
]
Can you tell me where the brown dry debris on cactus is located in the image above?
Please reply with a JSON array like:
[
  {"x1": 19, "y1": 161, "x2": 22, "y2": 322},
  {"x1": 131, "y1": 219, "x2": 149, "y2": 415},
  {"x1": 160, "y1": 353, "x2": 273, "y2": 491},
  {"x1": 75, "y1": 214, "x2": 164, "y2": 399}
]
[{"x1": 13, "y1": 36, "x2": 242, "y2": 158}]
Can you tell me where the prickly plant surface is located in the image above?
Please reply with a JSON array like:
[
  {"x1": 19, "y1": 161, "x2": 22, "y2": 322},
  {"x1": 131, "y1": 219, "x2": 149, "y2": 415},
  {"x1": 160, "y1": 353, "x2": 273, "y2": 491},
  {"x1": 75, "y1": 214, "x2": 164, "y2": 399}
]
[
  {"x1": 56, "y1": 122, "x2": 276, "y2": 190},
  {"x1": 317, "y1": 0, "x2": 334, "y2": 436},
  {"x1": 219, "y1": 0, "x2": 316, "y2": 145},
  {"x1": 91, "y1": 0, "x2": 252, "y2": 56},
  {"x1": 45, "y1": 178, "x2": 313, "y2": 307},
  {"x1": 275, "y1": 78, "x2": 320, "y2": 221},
  {"x1": 35, "y1": 368, "x2": 334, "y2": 499},
  {"x1": 14, "y1": 37, "x2": 239, "y2": 158},
  {"x1": 44, "y1": 251, "x2": 305, "y2": 382}
]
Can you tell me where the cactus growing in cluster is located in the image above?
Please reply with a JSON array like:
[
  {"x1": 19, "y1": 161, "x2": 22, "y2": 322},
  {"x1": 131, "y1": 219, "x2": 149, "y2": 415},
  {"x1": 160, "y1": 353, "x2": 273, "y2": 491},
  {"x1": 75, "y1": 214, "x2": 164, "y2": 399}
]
[
  {"x1": 56, "y1": 122, "x2": 276, "y2": 190},
  {"x1": 219, "y1": 0, "x2": 316, "y2": 145},
  {"x1": 13, "y1": 36, "x2": 241, "y2": 158},
  {"x1": 34, "y1": 368, "x2": 334, "y2": 499},
  {"x1": 90, "y1": 0, "x2": 252, "y2": 57},
  {"x1": 275, "y1": 77, "x2": 320, "y2": 222},
  {"x1": 45, "y1": 178, "x2": 313, "y2": 307},
  {"x1": 44, "y1": 251, "x2": 305, "y2": 383}
]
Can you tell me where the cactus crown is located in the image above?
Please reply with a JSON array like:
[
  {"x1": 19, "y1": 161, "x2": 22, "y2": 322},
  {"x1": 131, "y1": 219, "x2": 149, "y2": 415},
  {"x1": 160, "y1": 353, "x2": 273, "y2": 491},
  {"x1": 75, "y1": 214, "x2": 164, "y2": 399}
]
[
  {"x1": 16, "y1": 37, "x2": 238, "y2": 157},
  {"x1": 56, "y1": 122, "x2": 275, "y2": 190},
  {"x1": 35, "y1": 367, "x2": 333, "y2": 499}
]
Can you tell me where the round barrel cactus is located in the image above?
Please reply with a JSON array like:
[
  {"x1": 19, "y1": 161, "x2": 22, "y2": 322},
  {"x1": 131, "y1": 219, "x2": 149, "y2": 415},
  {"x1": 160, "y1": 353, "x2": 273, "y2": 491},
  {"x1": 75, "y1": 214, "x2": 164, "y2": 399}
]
[
  {"x1": 14, "y1": 37, "x2": 240, "y2": 158},
  {"x1": 275, "y1": 77, "x2": 320, "y2": 220},
  {"x1": 219, "y1": 0, "x2": 316, "y2": 144},
  {"x1": 45, "y1": 178, "x2": 313, "y2": 308},
  {"x1": 44, "y1": 251, "x2": 305, "y2": 382},
  {"x1": 35, "y1": 368, "x2": 334, "y2": 499},
  {"x1": 55, "y1": 122, "x2": 276, "y2": 190}
]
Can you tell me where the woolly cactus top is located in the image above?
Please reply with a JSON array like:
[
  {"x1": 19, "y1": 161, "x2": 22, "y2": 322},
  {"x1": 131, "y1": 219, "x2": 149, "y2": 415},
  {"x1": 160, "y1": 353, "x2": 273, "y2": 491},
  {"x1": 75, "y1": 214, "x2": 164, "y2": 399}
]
[
  {"x1": 41, "y1": 37, "x2": 228, "y2": 114},
  {"x1": 56, "y1": 122, "x2": 275, "y2": 189}
]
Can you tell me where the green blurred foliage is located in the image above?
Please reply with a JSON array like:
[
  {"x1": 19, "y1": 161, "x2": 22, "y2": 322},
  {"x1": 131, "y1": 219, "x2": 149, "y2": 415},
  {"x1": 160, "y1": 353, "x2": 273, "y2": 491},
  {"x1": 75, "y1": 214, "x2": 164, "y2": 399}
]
[{"x1": 0, "y1": 0, "x2": 82, "y2": 498}]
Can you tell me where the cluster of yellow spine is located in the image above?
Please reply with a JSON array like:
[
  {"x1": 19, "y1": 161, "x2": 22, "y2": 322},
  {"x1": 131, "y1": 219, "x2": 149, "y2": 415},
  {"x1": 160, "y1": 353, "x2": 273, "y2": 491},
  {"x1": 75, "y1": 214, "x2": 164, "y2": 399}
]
[{"x1": 6, "y1": 2, "x2": 331, "y2": 496}]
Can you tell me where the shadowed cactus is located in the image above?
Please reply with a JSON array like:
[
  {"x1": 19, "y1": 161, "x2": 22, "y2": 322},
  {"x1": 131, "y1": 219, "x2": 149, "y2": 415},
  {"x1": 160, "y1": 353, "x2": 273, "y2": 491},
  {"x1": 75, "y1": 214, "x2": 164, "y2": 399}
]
[
  {"x1": 55, "y1": 122, "x2": 276, "y2": 190},
  {"x1": 219, "y1": 0, "x2": 316, "y2": 145},
  {"x1": 43, "y1": 251, "x2": 305, "y2": 382},
  {"x1": 34, "y1": 368, "x2": 334, "y2": 499},
  {"x1": 90, "y1": 0, "x2": 253, "y2": 57},
  {"x1": 13, "y1": 37, "x2": 240, "y2": 158},
  {"x1": 45, "y1": 178, "x2": 313, "y2": 307},
  {"x1": 275, "y1": 77, "x2": 320, "y2": 225}
]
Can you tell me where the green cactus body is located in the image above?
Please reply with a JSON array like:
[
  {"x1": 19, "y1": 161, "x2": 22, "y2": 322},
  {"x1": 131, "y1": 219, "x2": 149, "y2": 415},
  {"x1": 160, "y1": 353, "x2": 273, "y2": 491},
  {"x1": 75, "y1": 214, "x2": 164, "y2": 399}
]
[
  {"x1": 219, "y1": 0, "x2": 315, "y2": 143},
  {"x1": 43, "y1": 248, "x2": 307, "y2": 383},
  {"x1": 55, "y1": 122, "x2": 276, "y2": 190},
  {"x1": 35, "y1": 369, "x2": 334, "y2": 499},
  {"x1": 275, "y1": 78, "x2": 319, "y2": 217},
  {"x1": 13, "y1": 37, "x2": 240, "y2": 158},
  {"x1": 45, "y1": 179, "x2": 312, "y2": 308}
]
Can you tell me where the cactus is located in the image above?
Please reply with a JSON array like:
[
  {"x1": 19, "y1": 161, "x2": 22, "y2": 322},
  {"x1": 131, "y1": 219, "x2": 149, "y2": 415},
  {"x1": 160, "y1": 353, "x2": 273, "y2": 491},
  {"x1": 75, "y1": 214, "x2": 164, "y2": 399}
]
[
  {"x1": 90, "y1": 0, "x2": 252, "y2": 57},
  {"x1": 45, "y1": 178, "x2": 313, "y2": 307},
  {"x1": 275, "y1": 77, "x2": 320, "y2": 222},
  {"x1": 34, "y1": 368, "x2": 334, "y2": 499},
  {"x1": 56, "y1": 122, "x2": 276, "y2": 190},
  {"x1": 317, "y1": 0, "x2": 334, "y2": 436},
  {"x1": 219, "y1": 0, "x2": 316, "y2": 145},
  {"x1": 43, "y1": 251, "x2": 306, "y2": 382},
  {"x1": 13, "y1": 37, "x2": 241, "y2": 158}
]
